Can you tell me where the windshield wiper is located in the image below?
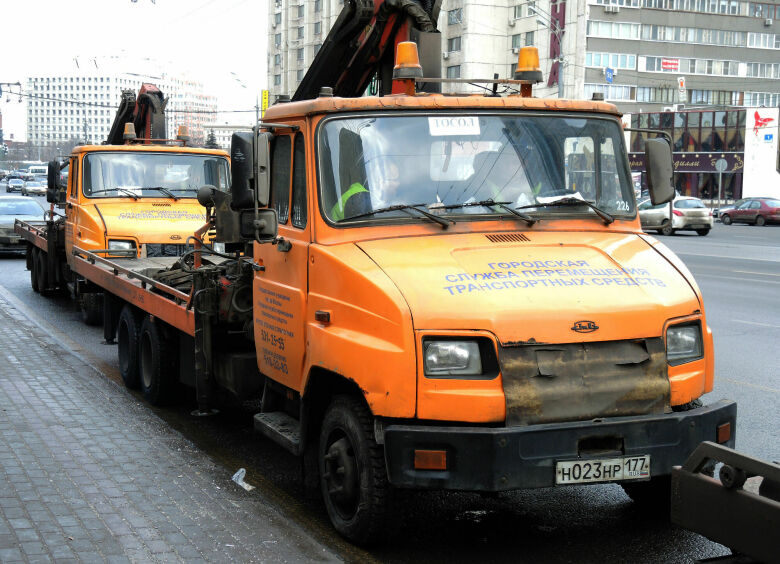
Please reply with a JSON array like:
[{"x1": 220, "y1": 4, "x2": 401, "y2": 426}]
[
  {"x1": 341, "y1": 203, "x2": 454, "y2": 229},
  {"x1": 143, "y1": 186, "x2": 179, "y2": 200},
  {"x1": 443, "y1": 199, "x2": 536, "y2": 225},
  {"x1": 516, "y1": 197, "x2": 614, "y2": 225},
  {"x1": 89, "y1": 188, "x2": 139, "y2": 200}
]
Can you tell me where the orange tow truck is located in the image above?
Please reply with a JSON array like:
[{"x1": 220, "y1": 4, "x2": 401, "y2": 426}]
[
  {"x1": 15, "y1": 84, "x2": 230, "y2": 324},
  {"x1": 20, "y1": 1, "x2": 737, "y2": 544}
]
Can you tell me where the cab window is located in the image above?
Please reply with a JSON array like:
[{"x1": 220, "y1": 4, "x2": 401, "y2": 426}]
[{"x1": 270, "y1": 135, "x2": 292, "y2": 224}]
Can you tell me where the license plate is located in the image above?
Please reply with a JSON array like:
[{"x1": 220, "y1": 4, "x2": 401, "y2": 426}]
[{"x1": 555, "y1": 455, "x2": 650, "y2": 485}]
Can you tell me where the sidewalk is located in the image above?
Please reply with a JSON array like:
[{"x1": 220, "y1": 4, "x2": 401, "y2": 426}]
[{"x1": 0, "y1": 293, "x2": 339, "y2": 563}]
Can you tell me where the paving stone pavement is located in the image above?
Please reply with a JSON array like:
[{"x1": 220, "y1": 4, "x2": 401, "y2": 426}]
[{"x1": 0, "y1": 294, "x2": 340, "y2": 564}]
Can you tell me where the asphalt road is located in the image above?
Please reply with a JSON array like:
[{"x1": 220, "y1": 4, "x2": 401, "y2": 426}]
[{"x1": 1, "y1": 216, "x2": 777, "y2": 563}]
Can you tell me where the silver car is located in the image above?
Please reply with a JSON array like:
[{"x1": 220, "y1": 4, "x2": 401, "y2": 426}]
[
  {"x1": 639, "y1": 196, "x2": 713, "y2": 236},
  {"x1": 22, "y1": 181, "x2": 46, "y2": 196},
  {"x1": 0, "y1": 196, "x2": 46, "y2": 252}
]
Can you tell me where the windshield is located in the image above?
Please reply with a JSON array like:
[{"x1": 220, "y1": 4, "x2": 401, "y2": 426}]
[
  {"x1": 319, "y1": 113, "x2": 635, "y2": 224},
  {"x1": 0, "y1": 200, "x2": 44, "y2": 216},
  {"x1": 83, "y1": 152, "x2": 230, "y2": 199}
]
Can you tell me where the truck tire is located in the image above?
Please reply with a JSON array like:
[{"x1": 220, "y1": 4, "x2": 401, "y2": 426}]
[
  {"x1": 138, "y1": 317, "x2": 176, "y2": 405},
  {"x1": 319, "y1": 395, "x2": 390, "y2": 545},
  {"x1": 30, "y1": 248, "x2": 40, "y2": 293},
  {"x1": 35, "y1": 250, "x2": 49, "y2": 294},
  {"x1": 81, "y1": 293, "x2": 103, "y2": 326},
  {"x1": 117, "y1": 306, "x2": 142, "y2": 389}
]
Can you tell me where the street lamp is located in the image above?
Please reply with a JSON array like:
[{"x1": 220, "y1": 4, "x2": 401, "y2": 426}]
[{"x1": 530, "y1": 3, "x2": 565, "y2": 99}]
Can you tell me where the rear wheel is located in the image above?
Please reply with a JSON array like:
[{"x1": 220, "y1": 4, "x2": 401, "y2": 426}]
[
  {"x1": 80, "y1": 293, "x2": 103, "y2": 326},
  {"x1": 755, "y1": 215, "x2": 766, "y2": 226},
  {"x1": 30, "y1": 248, "x2": 39, "y2": 293},
  {"x1": 659, "y1": 221, "x2": 673, "y2": 236},
  {"x1": 319, "y1": 396, "x2": 390, "y2": 545},
  {"x1": 696, "y1": 228, "x2": 710, "y2": 236},
  {"x1": 35, "y1": 250, "x2": 48, "y2": 294},
  {"x1": 138, "y1": 317, "x2": 176, "y2": 405},
  {"x1": 117, "y1": 306, "x2": 142, "y2": 389},
  {"x1": 721, "y1": 214, "x2": 732, "y2": 225}
]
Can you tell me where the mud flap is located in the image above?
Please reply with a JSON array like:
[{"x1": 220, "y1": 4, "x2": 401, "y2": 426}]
[{"x1": 500, "y1": 338, "x2": 669, "y2": 425}]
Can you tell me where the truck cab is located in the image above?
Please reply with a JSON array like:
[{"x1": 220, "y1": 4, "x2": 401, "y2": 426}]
[
  {"x1": 62, "y1": 144, "x2": 229, "y2": 259},
  {"x1": 245, "y1": 86, "x2": 735, "y2": 543}
]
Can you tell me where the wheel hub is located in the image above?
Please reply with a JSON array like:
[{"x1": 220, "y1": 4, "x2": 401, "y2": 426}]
[{"x1": 322, "y1": 436, "x2": 359, "y2": 516}]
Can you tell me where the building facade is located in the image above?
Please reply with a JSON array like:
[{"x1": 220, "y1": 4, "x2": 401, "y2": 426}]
[
  {"x1": 26, "y1": 58, "x2": 217, "y2": 149},
  {"x1": 203, "y1": 124, "x2": 253, "y2": 151},
  {"x1": 268, "y1": 0, "x2": 779, "y2": 112}
]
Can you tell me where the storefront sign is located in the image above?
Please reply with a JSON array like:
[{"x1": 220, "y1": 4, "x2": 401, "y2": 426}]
[
  {"x1": 628, "y1": 152, "x2": 744, "y2": 173},
  {"x1": 661, "y1": 58, "x2": 679, "y2": 71}
]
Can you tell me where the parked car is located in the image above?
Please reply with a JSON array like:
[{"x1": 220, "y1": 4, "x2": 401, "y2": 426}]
[
  {"x1": 639, "y1": 196, "x2": 713, "y2": 236},
  {"x1": 7, "y1": 179, "x2": 24, "y2": 193},
  {"x1": 22, "y1": 181, "x2": 46, "y2": 196},
  {"x1": 0, "y1": 196, "x2": 46, "y2": 252},
  {"x1": 720, "y1": 197, "x2": 780, "y2": 226}
]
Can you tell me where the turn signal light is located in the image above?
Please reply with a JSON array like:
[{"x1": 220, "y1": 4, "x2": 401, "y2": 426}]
[
  {"x1": 414, "y1": 449, "x2": 447, "y2": 470},
  {"x1": 717, "y1": 422, "x2": 731, "y2": 444},
  {"x1": 123, "y1": 122, "x2": 136, "y2": 140}
]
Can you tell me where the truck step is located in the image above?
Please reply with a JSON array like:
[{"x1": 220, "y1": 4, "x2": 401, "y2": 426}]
[{"x1": 253, "y1": 412, "x2": 301, "y2": 455}]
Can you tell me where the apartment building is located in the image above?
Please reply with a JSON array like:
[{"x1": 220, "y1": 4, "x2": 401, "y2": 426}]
[
  {"x1": 268, "y1": 0, "x2": 778, "y2": 113},
  {"x1": 26, "y1": 57, "x2": 218, "y2": 147}
]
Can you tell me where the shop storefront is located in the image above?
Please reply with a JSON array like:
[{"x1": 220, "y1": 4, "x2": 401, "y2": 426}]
[{"x1": 624, "y1": 107, "x2": 779, "y2": 202}]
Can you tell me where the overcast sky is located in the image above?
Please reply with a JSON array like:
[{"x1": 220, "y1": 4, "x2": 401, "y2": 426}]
[{"x1": 1, "y1": 0, "x2": 268, "y2": 141}]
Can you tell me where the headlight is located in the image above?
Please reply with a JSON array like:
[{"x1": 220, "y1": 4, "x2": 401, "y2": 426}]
[
  {"x1": 108, "y1": 239, "x2": 136, "y2": 251},
  {"x1": 666, "y1": 323, "x2": 703, "y2": 365},
  {"x1": 424, "y1": 340, "x2": 482, "y2": 376}
]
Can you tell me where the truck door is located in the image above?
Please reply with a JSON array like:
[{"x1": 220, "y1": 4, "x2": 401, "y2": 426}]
[
  {"x1": 64, "y1": 156, "x2": 79, "y2": 259},
  {"x1": 254, "y1": 131, "x2": 310, "y2": 391}
]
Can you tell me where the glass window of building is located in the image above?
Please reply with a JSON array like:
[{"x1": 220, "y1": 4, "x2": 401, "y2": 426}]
[
  {"x1": 447, "y1": 36, "x2": 461, "y2": 52},
  {"x1": 446, "y1": 65, "x2": 461, "y2": 78},
  {"x1": 447, "y1": 8, "x2": 462, "y2": 24}
]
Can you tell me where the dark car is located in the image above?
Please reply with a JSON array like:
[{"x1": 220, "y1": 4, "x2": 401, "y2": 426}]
[
  {"x1": 0, "y1": 196, "x2": 46, "y2": 252},
  {"x1": 720, "y1": 197, "x2": 780, "y2": 226}
]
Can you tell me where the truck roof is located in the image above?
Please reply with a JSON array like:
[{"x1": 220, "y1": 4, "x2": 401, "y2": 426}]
[
  {"x1": 69, "y1": 144, "x2": 229, "y2": 157},
  {"x1": 264, "y1": 94, "x2": 622, "y2": 121}
]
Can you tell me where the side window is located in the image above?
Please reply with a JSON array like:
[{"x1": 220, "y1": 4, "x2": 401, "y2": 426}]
[
  {"x1": 291, "y1": 132, "x2": 307, "y2": 229},
  {"x1": 750, "y1": 201, "x2": 760, "y2": 209},
  {"x1": 270, "y1": 135, "x2": 292, "y2": 224},
  {"x1": 69, "y1": 158, "x2": 79, "y2": 198}
]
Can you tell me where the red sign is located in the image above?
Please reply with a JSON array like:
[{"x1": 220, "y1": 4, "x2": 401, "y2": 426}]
[
  {"x1": 547, "y1": 1, "x2": 566, "y2": 89},
  {"x1": 661, "y1": 58, "x2": 679, "y2": 71},
  {"x1": 754, "y1": 110, "x2": 775, "y2": 136}
]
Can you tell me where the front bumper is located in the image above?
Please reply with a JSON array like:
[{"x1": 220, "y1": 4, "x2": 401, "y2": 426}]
[{"x1": 383, "y1": 399, "x2": 736, "y2": 491}]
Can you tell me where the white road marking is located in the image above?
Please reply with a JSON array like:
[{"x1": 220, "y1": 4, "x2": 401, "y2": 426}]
[
  {"x1": 733, "y1": 319, "x2": 780, "y2": 329},
  {"x1": 677, "y1": 252, "x2": 780, "y2": 263},
  {"x1": 734, "y1": 270, "x2": 780, "y2": 277},
  {"x1": 719, "y1": 378, "x2": 779, "y2": 393},
  {"x1": 697, "y1": 273, "x2": 780, "y2": 285}
]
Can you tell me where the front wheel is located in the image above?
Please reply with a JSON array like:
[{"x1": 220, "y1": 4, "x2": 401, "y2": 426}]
[
  {"x1": 696, "y1": 228, "x2": 710, "y2": 236},
  {"x1": 319, "y1": 396, "x2": 390, "y2": 545},
  {"x1": 659, "y1": 221, "x2": 674, "y2": 236},
  {"x1": 721, "y1": 214, "x2": 732, "y2": 225},
  {"x1": 138, "y1": 317, "x2": 176, "y2": 405},
  {"x1": 81, "y1": 293, "x2": 103, "y2": 326},
  {"x1": 30, "y1": 248, "x2": 40, "y2": 293},
  {"x1": 755, "y1": 215, "x2": 766, "y2": 226}
]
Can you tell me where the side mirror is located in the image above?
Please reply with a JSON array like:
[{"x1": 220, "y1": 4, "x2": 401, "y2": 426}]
[
  {"x1": 645, "y1": 138, "x2": 675, "y2": 206},
  {"x1": 230, "y1": 131, "x2": 272, "y2": 210},
  {"x1": 46, "y1": 160, "x2": 64, "y2": 204},
  {"x1": 239, "y1": 208, "x2": 278, "y2": 243}
]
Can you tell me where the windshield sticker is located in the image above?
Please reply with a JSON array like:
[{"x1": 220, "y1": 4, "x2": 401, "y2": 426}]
[
  {"x1": 428, "y1": 116, "x2": 480, "y2": 136},
  {"x1": 442, "y1": 260, "x2": 667, "y2": 295},
  {"x1": 116, "y1": 210, "x2": 205, "y2": 221}
]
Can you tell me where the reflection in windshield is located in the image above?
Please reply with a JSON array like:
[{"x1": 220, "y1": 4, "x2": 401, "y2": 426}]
[
  {"x1": 83, "y1": 152, "x2": 230, "y2": 198},
  {"x1": 319, "y1": 114, "x2": 635, "y2": 223}
]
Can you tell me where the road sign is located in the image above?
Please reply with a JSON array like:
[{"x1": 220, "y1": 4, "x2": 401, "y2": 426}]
[
  {"x1": 605, "y1": 67, "x2": 614, "y2": 84},
  {"x1": 677, "y1": 76, "x2": 686, "y2": 101}
]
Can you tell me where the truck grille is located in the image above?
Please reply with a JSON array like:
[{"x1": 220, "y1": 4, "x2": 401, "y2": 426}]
[
  {"x1": 145, "y1": 243, "x2": 190, "y2": 257},
  {"x1": 499, "y1": 339, "x2": 669, "y2": 426}
]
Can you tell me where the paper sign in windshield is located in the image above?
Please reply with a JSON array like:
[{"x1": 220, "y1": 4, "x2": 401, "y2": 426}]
[{"x1": 428, "y1": 116, "x2": 480, "y2": 136}]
